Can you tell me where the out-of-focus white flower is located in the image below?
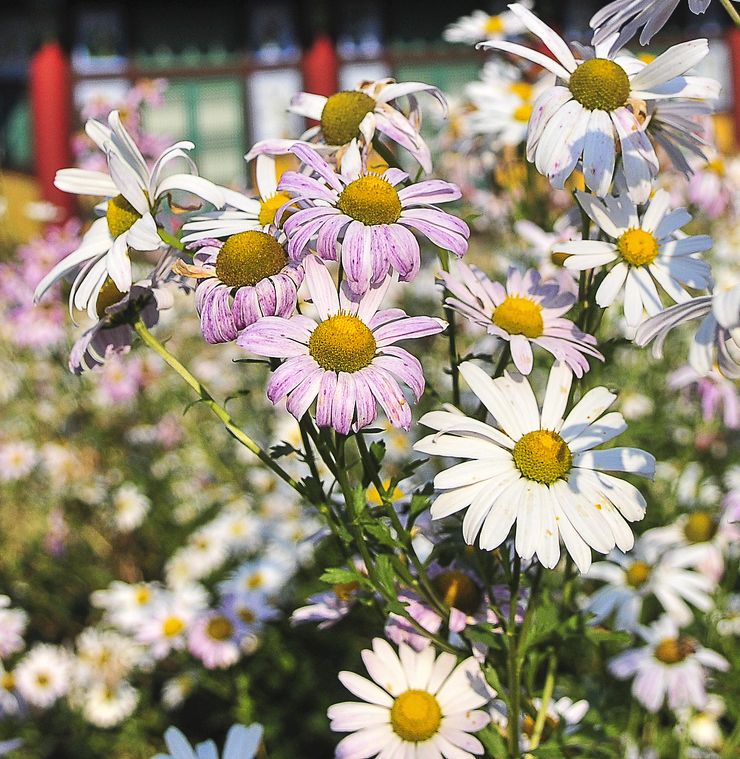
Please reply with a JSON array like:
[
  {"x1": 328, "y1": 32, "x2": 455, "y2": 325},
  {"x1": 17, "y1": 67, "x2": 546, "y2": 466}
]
[
  {"x1": 75, "y1": 628, "x2": 142, "y2": 686},
  {"x1": 677, "y1": 694, "x2": 726, "y2": 751},
  {"x1": 91, "y1": 580, "x2": 164, "y2": 633},
  {"x1": 0, "y1": 597, "x2": 27, "y2": 658},
  {"x1": 0, "y1": 442, "x2": 37, "y2": 482},
  {"x1": 80, "y1": 680, "x2": 139, "y2": 727},
  {"x1": 112, "y1": 482, "x2": 151, "y2": 532},
  {"x1": 14, "y1": 644, "x2": 71, "y2": 708},
  {"x1": 444, "y1": 2, "x2": 533, "y2": 45},
  {"x1": 620, "y1": 392, "x2": 654, "y2": 420}
]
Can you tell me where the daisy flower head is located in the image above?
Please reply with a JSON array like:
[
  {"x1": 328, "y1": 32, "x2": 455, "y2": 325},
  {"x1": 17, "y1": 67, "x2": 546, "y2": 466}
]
[
  {"x1": 608, "y1": 616, "x2": 729, "y2": 713},
  {"x1": 554, "y1": 190, "x2": 713, "y2": 330},
  {"x1": 0, "y1": 597, "x2": 27, "y2": 658},
  {"x1": 328, "y1": 637, "x2": 492, "y2": 758},
  {"x1": 238, "y1": 256, "x2": 446, "y2": 433},
  {"x1": 443, "y1": 1, "x2": 533, "y2": 45},
  {"x1": 489, "y1": 696, "x2": 589, "y2": 749},
  {"x1": 439, "y1": 262, "x2": 603, "y2": 376},
  {"x1": 636, "y1": 284, "x2": 740, "y2": 379},
  {"x1": 80, "y1": 680, "x2": 139, "y2": 728},
  {"x1": 278, "y1": 141, "x2": 469, "y2": 296},
  {"x1": 0, "y1": 441, "x2": 37, "y2": 482},
  {"x1": 14, "y1": 644, "x2": 71, "y2": 709},
  {"x1": 478, "y1": 4, "x2": 719, "y2": 203},
  {"x1": 35, "y1": 110, "x2": 224, "y2": 319},
  {"x1": 286, "y1": 77, "x2": 447, "y2": 173},
  {"x1": 591, "y1": 0, "x2": 714, "y2": 53},
  {"x1": 177, "y1": 230, "x2": 303, "y2": 345},
  {"x1": 414, "y1": 361, "x2": 655, "y2": 573},
  {"x1": 188, "y1": 611, "x2": 241, "y2": 670}
]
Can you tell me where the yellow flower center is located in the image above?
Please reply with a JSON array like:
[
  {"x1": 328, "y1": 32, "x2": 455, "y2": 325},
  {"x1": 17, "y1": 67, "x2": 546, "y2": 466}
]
[
  {"x1": 522, "y1": 713, "x2": 558, "y2": 741},
  {"x1": 247, "y1": 573, "x2": 264, "y2": 589},
  {"x1": 205, "y1": 615, "x2": 234, "y2": 641},
  {"x1": 215, "y1": 230, "x2": 287, "y2": 288},
  {"x1": 706, "y1": 158, "x2": 725, "y2": 176},
  {"x1": 492, "y1": 296, "x2": 544, "y2": 338},
  {"x1": 616, "y1": 228, "x2": 659, "y2": 267},
  {"x1": 484, "y1": 15, "x2": 505, "y2": 34},
  {"x1": 367, "y1": 479, "x2": 405, "y2": 505},
  {"x1": 162, "y1": 616, "x2": 185, "y2": 637},
  {"x1": 320, "y1": 90, "x2": 376, "y2": 146},
  {"x1": 508, "y1": 82, "x2": 533, "y2": 100},
  {"x1": 654, "y1": 636, "x2": 695, "y2": 664},
  {"x1": 683, "y1": 512, "x2": 718, "y2": 544},
  {"x1": 36, "y1": 673, "x2": 50, "y2": 687},
  {"x1": 512, "y1": 430, "x2": 572, "y2": 485},
  {"x1": 432, "y1": 570, "x2": 482, "y2": 616},
  {"x1": 106, "y1": 194, "x2": 141, "y2": 238},
  {"x1": 95, "y1": 276, "x2": 126, "y2": 318},
  {"x1": 333, "y1": 581, "x2": 359, "y2": 602},
  {"x1": 568, "y1": 58, "x2": 630, "y2": 112},
  {"x1": 625, "y1": 560, "x2": 651, "y2": 588},
  {"x1": 134, "y1": 586, "x2": 151, "y2": 605},
  {"x1": 337, "y1": 174, "x2": 402, "y2": 226},
  {"x1": 259, "y1": 192, "x2": 293, "y2": 226},
  {"x1": 513, "y1": 103, "x2": 533, "y2": 122},
  {"x1": 239, "y1": 607, "x2": 256, "y2": 624},
  {"x1": 1, "y1": 673, "x2": 14, "y2": 691},
  {"x1": 308, "y1": 314, "x2": 377, "y2": 373},
  {"x1": 390, "y1": 690, "x2": 442, "y2": 742}
]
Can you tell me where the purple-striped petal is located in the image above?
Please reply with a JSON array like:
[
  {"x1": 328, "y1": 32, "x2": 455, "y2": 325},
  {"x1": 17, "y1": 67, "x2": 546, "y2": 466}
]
[
  {"x1": 332, "y1": 372, "x2": 357, "y2": 434},
  {"x1": 315, "y1": 370, "x2": 339, "y2": 428},
  {"x1": 398, "y1": 214, "x2": 469, "y2": 256},
  {"x1": 398, "y1": 180, "x2": 461, "y2": 205},
  {"x1": 342, "y1": 221, "x2": 373, "y2": 295},
  {"x1": 286, "y1": 368, "x2": 324, "y2": 420},
  {"x1": 290, "y1": 144, "x2": 344, "y2": 192},
  {"x1": 304, "y1": 255, "x2": 340, "y2": 319},
  {"x1": 374, "y1": 346, "x2": 425, "y2": 400},
  {"x1": 268, "y1": 355, "x2": 319, "y2": 402},
  {"x1": 374, "y1": 315, "x2": 447, "y2": 346},
  {"x1": 237, "y1": 316, "x2": 311, "y2": 357},
  {"x1": 352, "y1": 371, "x2": 378, "y2": 430},
  {"x1": 362, "y1": 366, "x2": 412, "y2": 430}
]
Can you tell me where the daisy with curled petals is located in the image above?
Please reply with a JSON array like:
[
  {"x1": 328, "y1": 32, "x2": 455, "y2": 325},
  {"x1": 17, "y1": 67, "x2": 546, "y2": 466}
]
[
  {"x1": 553, "y1": 190, "x2": 713, "y2": 330},
  {"x1": 414, "y1": 361, "x2": 655, "y2": 573},
  {"x1": 278, "y1": 141, "x2": 469, "y2": 296},
  {"x1": 478, "y1": 3, "x2": 719, "y2": 203},
  {"x1": 34, "y1": 110, "x2": 224, "y2": 318},
  {"x1": 608, "y1": 616, "x2": 728, "y2": 713},
  {"x1": 438, "y1": 261, "x2": 603, "y2": 376},
  {"x1": 237, "y1": 256, "x2": 446, "y2": 433},
  {"x1": 443, "y1": 1, "x2": 533, "y2": 45},
  {"x1": 286, "y1": 78, "x2": 447, "y2": 173},
  {"x1": 180, "y1": 154, "x2": 293, "y2": 245},
  {"x1": 176, "y1": 231, "x2": 303, "y2": 345},
  {"x1": 636, "y1": 284, "x2": 740, "y2": 380},
  {"x1": 327, "y1": 637, "x2": 492, "y2": 758}
]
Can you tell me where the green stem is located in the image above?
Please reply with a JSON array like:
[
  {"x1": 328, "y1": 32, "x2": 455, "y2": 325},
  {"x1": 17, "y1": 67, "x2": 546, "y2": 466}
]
[
  {"x1": 719, "y1": 0, "x2": 740, "y2": 25},
  {"x1": 438, "y1": 248, "x2": 461, "y2": 406},
  {"x1": 157, "y1": 228, "x2": 185, "y2": 251},
  {"x1": 133, "y1": 320, "x2": 303, "y2": 495},
  {"x1": 507, "y1": 554, "x2": 522, "y2": 758},
  {"x1": 493, "y1": 343, "x2": 511, "y2": 378},
  {"x1": 528, "y1": 649, "x2": 557, "y2": 750}
]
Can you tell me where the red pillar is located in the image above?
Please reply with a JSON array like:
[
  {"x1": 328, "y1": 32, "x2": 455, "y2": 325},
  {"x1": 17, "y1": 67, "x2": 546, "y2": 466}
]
[
  {"x1": 29, "y1": 41, "x2": 74, "y2": 217},
  {"x1": 729, "y1": 27, "x2": 740, "y2": 148},
  {"x1": 301, "y1": 33, "x2": 339, "y2": 99}
]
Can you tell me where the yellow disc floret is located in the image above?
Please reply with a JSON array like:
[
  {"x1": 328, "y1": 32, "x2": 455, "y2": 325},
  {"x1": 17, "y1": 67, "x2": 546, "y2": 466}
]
[
  {"x1": 568, "y1": 58, "x2": 630, "y2": 112},
  {"x1": 492, "y1": 296, "x2": 544, "y2": 338},
  {"x1": 205, "y1": 615, "x2": 234, "y2": 641},
  {"x1": 95, "y1": 277, "x2": 126, "y2": 318},
  {"x1": 337, "y1": 175, "x2": 402, "y2": 226},
  {"x1": 308, "y1": 314, "x2": 377, "y2": 373},
  {"x1": 391, "y1": 690, "x2": 442, "y2": 742},
  {"x1": 162, "y1": 616, "x2": 185, "y2": 637},
  {"x1": 684, "y1": 512, "x2": 718, "y2": 544},
  {"x1": 259, "y1": 192, "x2": 292, "y2": 226},
  {"x1": 320, "y1": 91, "x2": 376, "y2": 146},
  {"x1": 333, "y1": 581, "x2": 359, "y2": 602},
  {"x1": 654, "y1": 636, "x2": 695, "y2": 664},
  {"x1": 617, "y1": 228, "x2": 659, "y2": 267},
  {"x1": 432, "y1": 570, "x2": 482, "y2": 616},
  {"x1": 512, "y1": 430, "x2": 572, "y2": 485},
  {"x1": 513, "y1": 103, "x2": 533, "y2": 122},
  {"x1": 215, "y1": 230, "x2": 287, "y2": 288},
  {"x1": 106, "y1": 194, "x2": 141, "y2": 238},
  {"x1": 625, "y1": 560, "x2": 651, "y2": 588},
  {"x1": 484, "y1": 15, "x2": 505, "y2": 34}
]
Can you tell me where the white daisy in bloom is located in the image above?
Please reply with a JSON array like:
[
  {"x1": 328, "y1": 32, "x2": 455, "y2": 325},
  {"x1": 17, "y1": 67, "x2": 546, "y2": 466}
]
[
  {"x1": 444, "y1": 2, "x2": 533, "y2": 45},
  {"x1": 585, "y1": 537, "x2": 715, "y2": 631},
  {"x1": 479, "y1": 3, "x2": 719, "y2": 202},
  {"x1": 608, "y1": 616, "x2": 729, "y2": 713},
  {"x1": 80, "y1": 680, "x2": 139, "y2": 728},
  {"x1": 0, "y1": 597, "x2": 27, "y2": 658},
  {"x1": 91, "y1": 580, "x2": 164, "y2": 633},
  {"x1": 328, "y1": 637, "x2": 492, "y2": 758},
  {"x1": 75, "y1": 628, "x2": 142, "y2": 686},
  {"x1": 0, "y1": 661, "x2": 20, "y2": 716},
  {"x1": 636, "y1": 284, "x2": 740, "y2": 380},
  {"x1": 14, "y1": 643, "x2": 71, "y2": 708},
  {"x1": 554, "y1": 190, "x2": 713, "y2": 329},
  {"x1": 0, "y1": 441, "x2": 37, "y2": 482},
  {"x1": 414, "y1": 361, "x2": 655, "y2": 573},
  {"x1": 187, "y1": 611, "x2": 241, "y2": 670},
  {"x1": 181, "y1": 154, "x2": 291, "y2": 243},
  {"x1": 34, "y1": 110, "x2": 225, "y2": 319},
  {"x1": 112, "y1": 482, "x2": 151, "y2": 532}
]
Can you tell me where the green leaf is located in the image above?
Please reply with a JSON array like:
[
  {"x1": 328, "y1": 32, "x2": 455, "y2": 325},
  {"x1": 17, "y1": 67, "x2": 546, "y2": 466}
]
[
  {"x1": 477, "y1": 725, "x2": 508, "y2": 756},
  {"x1": 521, "y1": 599, "x2": 559, "y2": 651},
  {"x1": 482, "y1": 664, "x2": 505, "y2": 696},
  {"x1": 374, "y1": 555, "x2": 397, "y2": 596},
  {"x1": 319, "y1": 567, "x2": 361, "y2": 586}
]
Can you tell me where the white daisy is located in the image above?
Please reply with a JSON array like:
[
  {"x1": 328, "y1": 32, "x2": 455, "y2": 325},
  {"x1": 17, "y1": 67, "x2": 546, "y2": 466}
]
[
  {"x1": 0, "y1": 597, "x2": 27, "y2": 658},
  {"x1": 414, "y1": 361, "x2": 655, "y2": 573},
  {"x1": 112, "y1": 482, "x2": 151, "y2": 532},
  {"x1": 80, "y1": 680, "x2": 139, "y2": 728},
  {"x1": 14, "y1": 643, "x2": 71, "y2": 709},
  {"x1": 553, "y1": 190, "x2": 713, "y2": 329},
  {"x1": 443, "y1": 2, "x2": 533, "y2": 45},
  {"x1": 0, "y1": 441, "x2": 37, "y2": 482},
  {"x1": 585, "y1": 537, "x2": 715, "y2": 631},
  {"x1": 328, "y1": 637, "x2": 492, "y2": 758},
  {"x1": 34, "y1": 110, "x2": 225, "y2": 319},
  {"x1": 75, "y1": 628, "x2": 142, "y2": 686},
  {"x1": 91, "y1": 580, "x2": 164, "y2": 633},
  {"x1": 608, "y1": 616, "x2": 729, "y2": 713},
  {"x1": 478, "y1": 3, "x2": 719, "y2": 202}
]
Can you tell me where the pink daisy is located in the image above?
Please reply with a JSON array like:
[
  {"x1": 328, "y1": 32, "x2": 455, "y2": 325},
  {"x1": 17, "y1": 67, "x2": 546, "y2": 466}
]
[
  {"x1": 177, "y1": 230, "x2": 304, "y2": 345},
  {"x1": 439, "y1": 261, "x2": 603, "y2": 376},
  {"x1": 277, "y1": 141, "x2": 469, "y2": 296},
  {"x1": 237, "y1": 256, "x2": 446, "y2": 432},
  {"x1": 187, "y1": 611, "x2": 241, "y2": 670}
]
